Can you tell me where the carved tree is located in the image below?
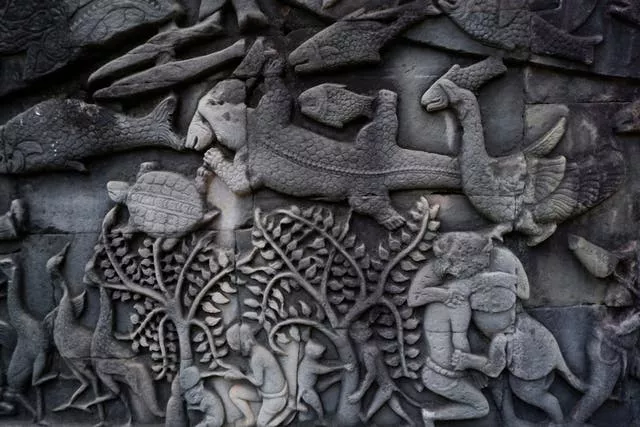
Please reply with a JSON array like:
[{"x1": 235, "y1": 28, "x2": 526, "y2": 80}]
[
  {"x1": 239, "y1": 197, "x2": 440, "y2": 426},
  {"x1": 84, "y1": 206, "x2": 239, "y2": 382}
]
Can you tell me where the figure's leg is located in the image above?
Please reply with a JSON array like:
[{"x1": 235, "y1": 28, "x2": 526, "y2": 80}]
[
  {"x1": 53, "y1": 364, "x2": 91, "y2": 411},
  {"x1": 229, "y1": 384, "x2": 260, "y2": 426},
  {"x1": 388, "y1": 395, "x2": 416, "y2": 427},
  {"x1": 348, "y1": 193, "x2": 405, "y2": 229},
  {"x1": 301, "y1": 389, "x2": 325, "y2": 421},
  {"x1": 421, "y1": 370, "x2": 489, "y2": 425},
  {"x1": 509, "y1": 375, "x2": 563, "y2": 423},
  {"x1": 202, "y1": 145, "x2": 252, "y2": 194},
  {"x1": 362, "y1": 389, "x2": 391, "y2": 421},
  {"x1": 571, "y1": 340, "x2": 622, "y2": 423},
  {"x1": 489, "y1": 375, "x2": 521, "y2": 425}
]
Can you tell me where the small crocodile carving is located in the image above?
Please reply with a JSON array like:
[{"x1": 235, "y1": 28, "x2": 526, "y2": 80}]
[{"x1": 198, "y1": 60, "x2": 461, "y2": 229}]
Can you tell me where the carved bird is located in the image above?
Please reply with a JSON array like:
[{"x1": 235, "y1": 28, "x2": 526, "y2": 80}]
[
  {"x1": 46, "y1": 244, "x2": 107, "y2": 424},
  {"x1": 0, "y1": 256, "x2": 55, "y2": 424},
  {"x1": 76, "y1": 285, "x2": 165, "y2": 423},
  {"x1": 421, "y1": 58, "x2": 625, "y2": 245}
]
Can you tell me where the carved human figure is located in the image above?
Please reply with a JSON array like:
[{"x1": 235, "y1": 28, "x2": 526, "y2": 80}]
[
  {"x1": 225, "y1": 323, "x2": 291, "y2": 427},
  {"x1": 296, "y1": 339, "x2": 351, "y2": 424},
  {"x1": 407, "y1": 231, "x2": 510, "y2": 426},
  {"x1": 180, "y1": 366, "x2": 225, "y2": 427},
  {"x1": 434, "y1": 232, "x2": 586, "y2": 424},
  {"x1": 347, "y1": 321, "x2": 417, "y2": 427},
  {"x1": 0, "y1": 200, "x2": 25, "y2": 240},
  {"x1": 569, "y1": 237, "x2": 640, "y2": 423}
]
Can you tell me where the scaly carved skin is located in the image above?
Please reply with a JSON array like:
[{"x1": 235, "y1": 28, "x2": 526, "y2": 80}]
[{"x1": 199, "y1": 73, "x2": 461, "y2": 229}]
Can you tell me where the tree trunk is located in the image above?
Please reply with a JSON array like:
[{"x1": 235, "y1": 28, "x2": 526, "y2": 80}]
[
  {"x1": 164, "y1": 316, "x2": 193, "y2": 427},
  {"x1": 333, "y1": 330, "x2": 361, "y2": 426}
]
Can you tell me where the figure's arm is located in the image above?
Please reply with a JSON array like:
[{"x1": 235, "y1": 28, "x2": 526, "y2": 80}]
[
  {"x1": 408, "y1": 261, "x2": 452, "y2": 307},
  {"x1": 452, "y1": 333, "x2": 508, "y2": 378},
  {"x1": 614, "y1": 310, "x2": 640, "y2": 335},
  {"x1": 348, "y1": 350, "x2": 376, "y2": 401},
  {"x1": 310, "y1": 360, "x2": 351, "y2": 375}
]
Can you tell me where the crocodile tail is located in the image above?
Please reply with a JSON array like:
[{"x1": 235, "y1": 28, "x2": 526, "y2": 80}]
[{"x1": 531, "y1": 15, "x2": 602, "y2": 65}]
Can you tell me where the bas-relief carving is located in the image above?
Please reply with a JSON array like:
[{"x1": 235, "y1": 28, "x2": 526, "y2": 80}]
[{"x1": 0, "y1": 0, "x2": 637, "y2": 426}]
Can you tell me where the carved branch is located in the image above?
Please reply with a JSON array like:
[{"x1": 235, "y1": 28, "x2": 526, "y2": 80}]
[
  {"x1": 187, "y1": 265, "x2": 235, "y2": 320},
  {"x1": 131, "y1": 307, "x2": 167, "y2": 339},
  {"x1": 379, "y1": 297, "x2": 409, "y2": 377},
  {"x1": 100, "y1": 207, "x2": 167, "y2": 305},
  {"x1": 268, "y1": 318, "x2": 340, "y2": 355},
  {"x1": 152, "y1": 238, "x2": 169, "y2": 296}
]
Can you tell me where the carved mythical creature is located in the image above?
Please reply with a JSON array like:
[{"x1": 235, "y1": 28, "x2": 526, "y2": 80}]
[
  {"x1": 47, "y1": 245, "x2": 106, "y2": 423},
  {"x1": 0, "y1": 96, "x2": 183, "y2": 174},
  {"x1": 288, "y1": 0, "x2": 440, "y2": 73},
  {"x1": 0, "y1": 200, "x2": 25, "y2": 241},
  {"x1": 197, "y1": 59, "x2": 461, "y2": 229},
  {"x1": 0, "y1": 256, "x2": 55, "y2": 424},
  {"x1": 434, "y1": 0, "x2": 602, "y2": 64},
  {"x1": 568, "y1": 236, "x2": 640, "y2": 424},
  {"x1": 422, "y1": 59, "x2": 625, "y2": 245}
]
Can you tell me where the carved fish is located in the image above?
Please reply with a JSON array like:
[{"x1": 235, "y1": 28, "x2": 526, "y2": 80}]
[
  {"x1": 609, "y1": 0, "x2": 640, "y2": 27},
  {"x1": 298, "y1": 84, "x2": 374, "y2": 128},
  {"x1": 435, "y1": 0, "x2": 602, "y2": 64},
  {"x1": 288, "y1": 0, "x2": 439, "y2": 73},
  {"x1": 0, "y1": 96, "x2": 183, "y2": 174}
]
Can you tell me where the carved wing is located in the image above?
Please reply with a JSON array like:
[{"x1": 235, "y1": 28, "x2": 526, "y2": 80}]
[
  {"x1": 526, "y1": 155, "x2": 566, "y2": 202},
  {"x1": 530, "y1": 165, "x2": 579, "y2": 222},
  {"x1": 523, "y1": 117, "x2": 566, "y2": 157}
]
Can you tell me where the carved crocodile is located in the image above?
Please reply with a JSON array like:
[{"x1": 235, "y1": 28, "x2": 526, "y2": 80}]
[{"x1": 200, "y1": 65, "x2": 461, "y2": 229}]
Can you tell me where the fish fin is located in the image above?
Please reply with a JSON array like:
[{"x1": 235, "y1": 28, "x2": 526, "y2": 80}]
[
  {"x1": 65, "y1": 161, "x2": 88, "y2": 173},
  {"x1": 16, "y1": 141, "x2": 43, "y2": 155},
  {"x1": 151, "y1": 94, "x2": 177, "y2": 124},
  {"x1": 150, "y1": 95, "x2": 183, "y2": 150}
]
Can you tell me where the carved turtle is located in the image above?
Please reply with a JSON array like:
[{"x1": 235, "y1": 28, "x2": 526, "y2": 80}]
[{"x1": 107, "y1": 162, "x2": 216, "y2": 238}]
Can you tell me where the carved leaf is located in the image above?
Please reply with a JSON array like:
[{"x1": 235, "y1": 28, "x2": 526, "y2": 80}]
[
  {"x1": 211, "y1": 292, "x2": 229, "y2": 304},
  {"x1": 244, "y1": 298, "x2": 260, "y2": 308}
]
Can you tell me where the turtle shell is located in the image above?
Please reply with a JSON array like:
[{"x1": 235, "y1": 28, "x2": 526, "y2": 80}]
[{"x1": 126, "y1": 171, "x2": 205, "y2": 237}]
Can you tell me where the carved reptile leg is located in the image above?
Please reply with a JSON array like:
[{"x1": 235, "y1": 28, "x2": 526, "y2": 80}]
[
  {"x1": 348, "y1": 194, "x2": 405, "y2": 229},
  {"x1": 203, "y1": 145, "x2": 252, "y2": 194}
]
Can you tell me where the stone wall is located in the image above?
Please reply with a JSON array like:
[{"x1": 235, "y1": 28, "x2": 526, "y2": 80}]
[{"x1": 0, "y1": 0, "x2": 638, "y2": 426}]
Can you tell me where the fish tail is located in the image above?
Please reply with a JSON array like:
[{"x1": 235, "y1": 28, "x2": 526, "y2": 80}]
[
  {"x1": 145, "y1": 95, "x2": 184, "y2": 150},
  {"x1": 361, "y1": 95, "x2": 375, "y2": 119},
  {"x1": 531, "y1": 15, "x2": 602, "y2": 65}
]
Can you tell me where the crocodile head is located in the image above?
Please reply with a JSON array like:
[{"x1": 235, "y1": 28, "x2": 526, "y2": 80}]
[{"x1": 421, "y1": 78, "x2": 459, "y2": 112}]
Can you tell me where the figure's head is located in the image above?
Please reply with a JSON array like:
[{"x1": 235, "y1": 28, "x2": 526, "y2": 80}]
[
  {"x1": 180, "y1": 366, "x2": 204, "y2": 404},
  {"x1": 349, "y1": 321, "x2": 373, "y2": 344},
  {"x1": 609, "y1": 0, "x2": 640, "y2": 27},
  {"x1": 226, "y1": 323, "x2": 256, "y2": 357},
  {"x1": 604, "y1": 283, "x2": 635, "y2": 308},
  {"x1": 433, "y1": 232, "x2": 492, "y2": 279},
  {"x1": 304, "y1": 339, "x2": 326, "y2": 358}
]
